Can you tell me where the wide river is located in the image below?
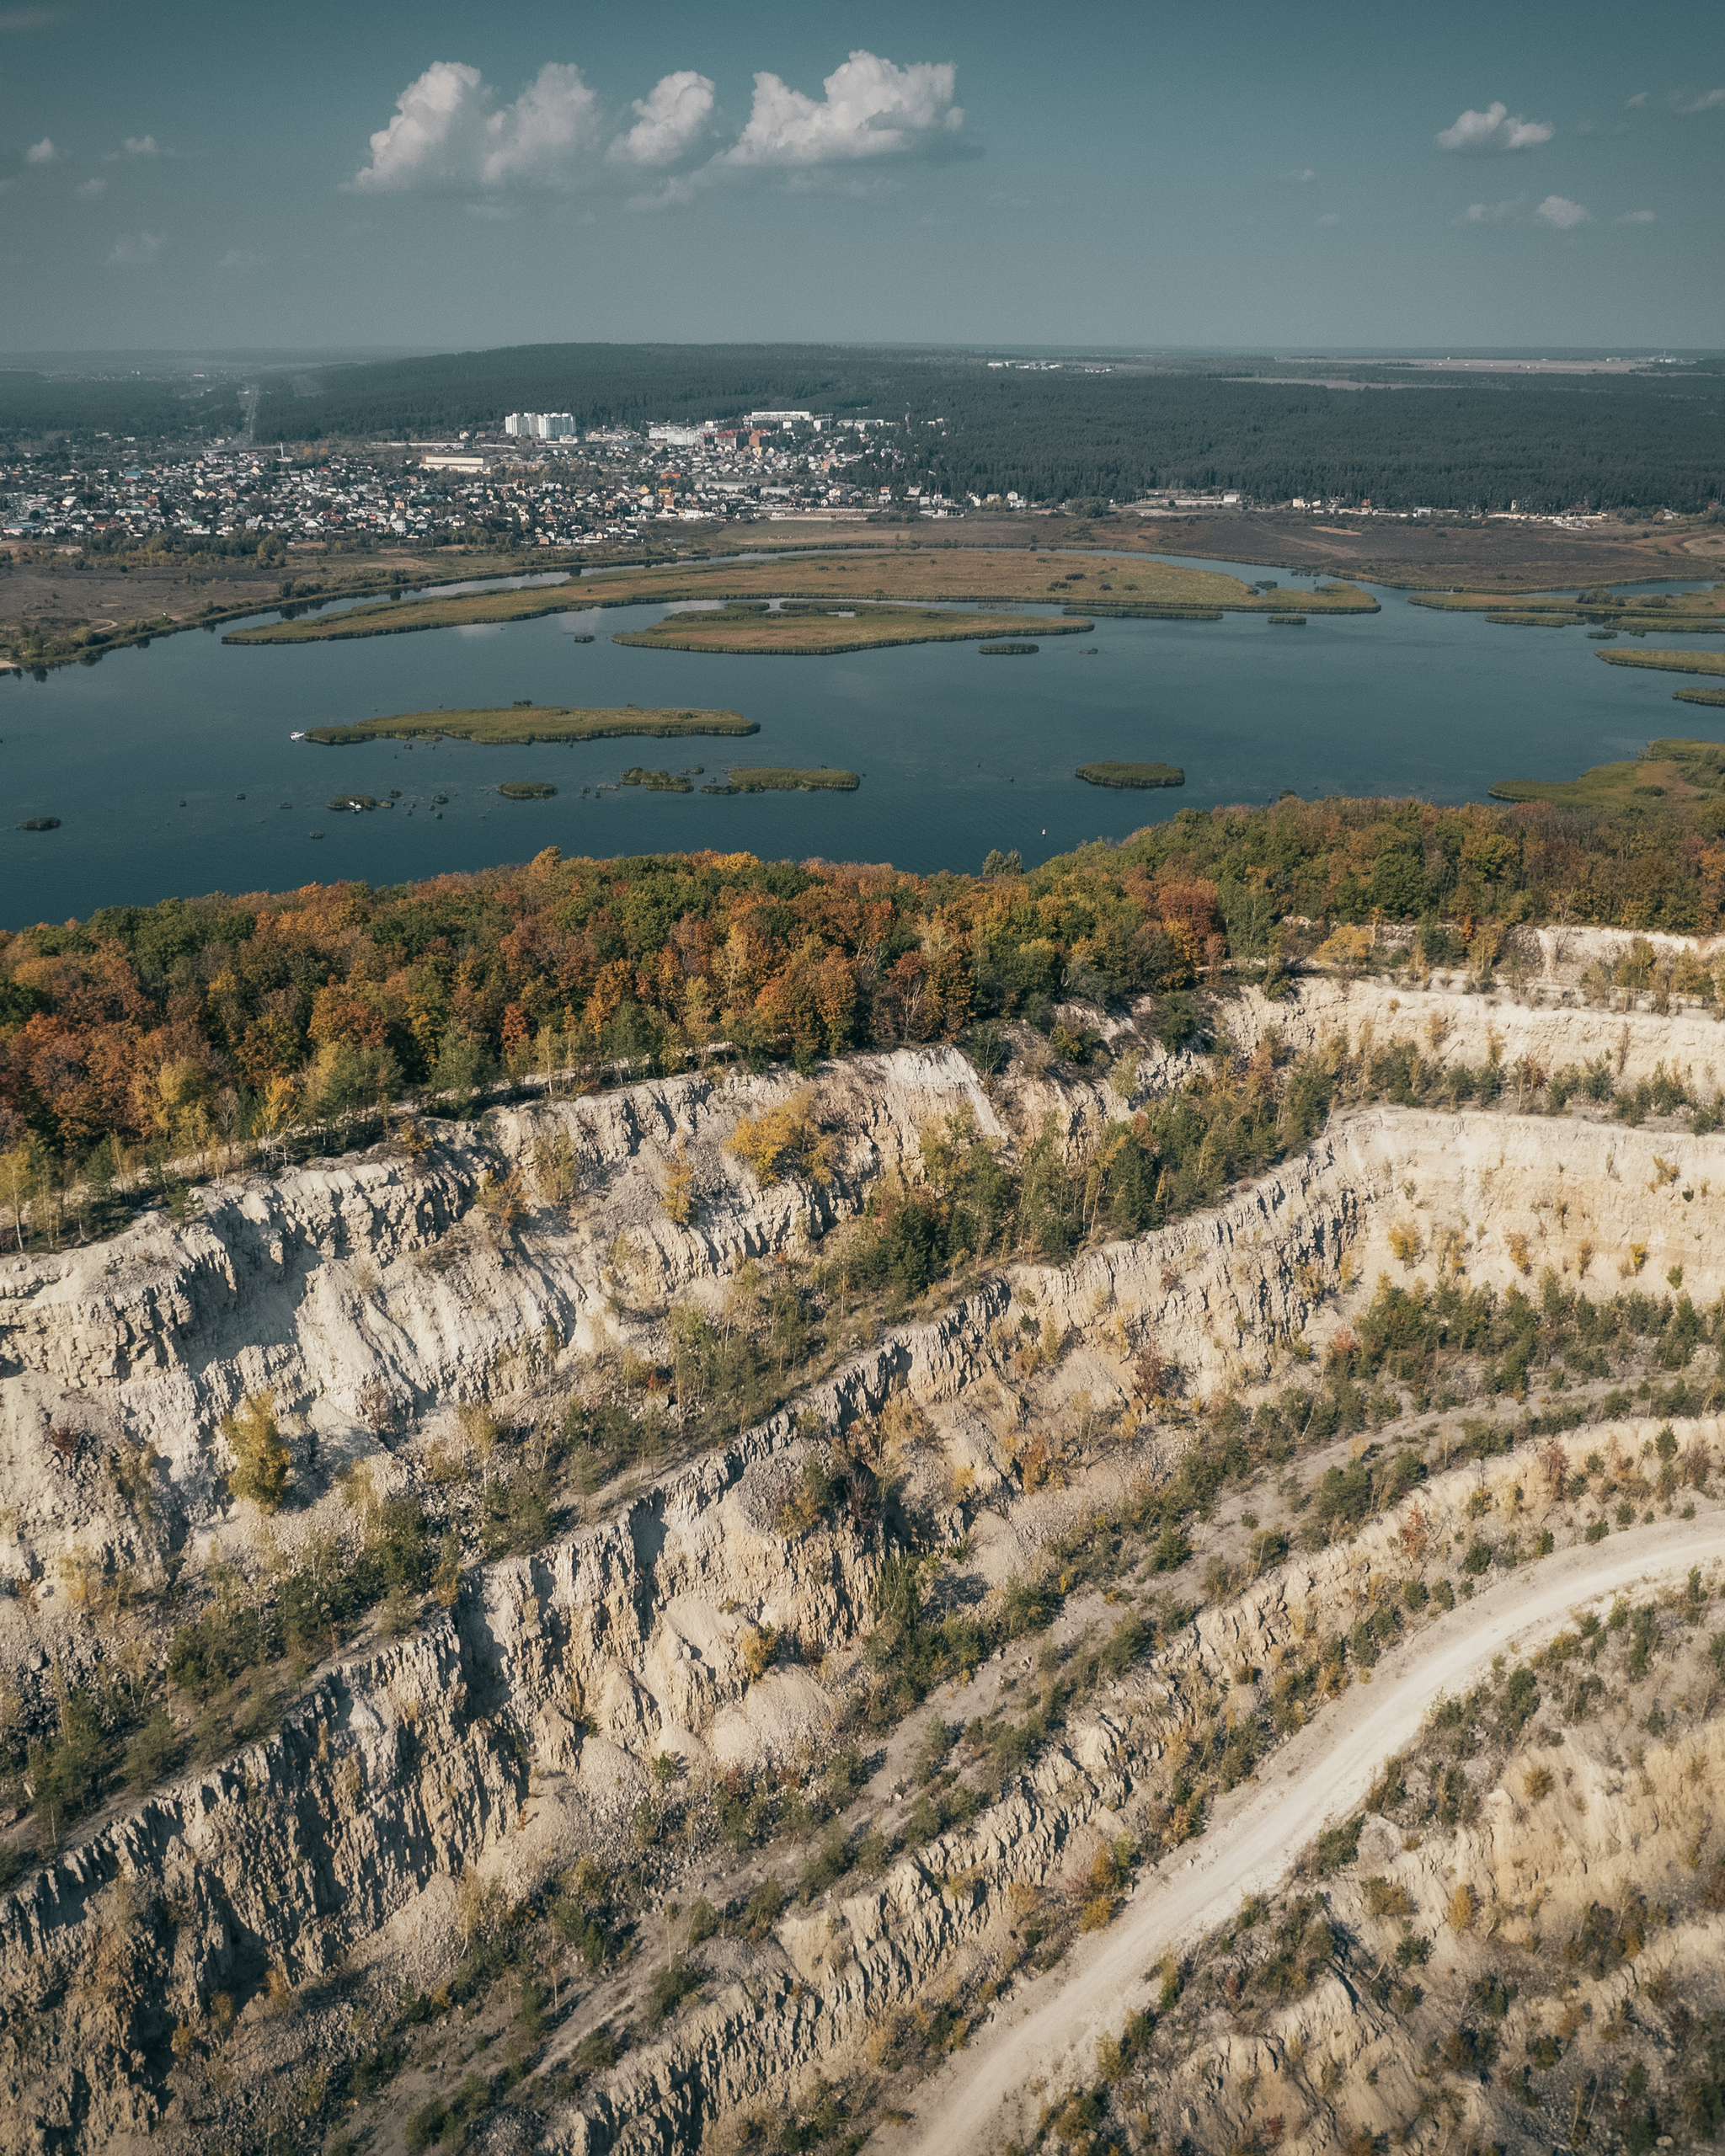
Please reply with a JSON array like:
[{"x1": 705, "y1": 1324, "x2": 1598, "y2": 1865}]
[{"x1": 1, "y1": 551, "x2": 1714, "y2": 923}]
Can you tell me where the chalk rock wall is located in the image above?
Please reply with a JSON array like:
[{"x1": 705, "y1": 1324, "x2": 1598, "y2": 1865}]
[{"x1": 0, "y1": 1051, "x2": 1001, "y2": 1596}]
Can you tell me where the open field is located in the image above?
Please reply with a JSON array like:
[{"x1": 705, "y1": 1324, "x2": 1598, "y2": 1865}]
[
  {"x1": 1597, "y1": 646, "x2": 1725, "y2": 680},
  {"x1": 1122, "y1": 505, "x2": 1724, "y2": 590},
  {"x1": 0, "y1": 542, "x2": 591, "y2": 671},
  {"x1": 579, "y1": 549, "x2": 1377, "y2": 616},
  {"x1": 611, "y1": 600, "x2": 1089, "y2": 656},
  {"x1": 302, "y1": 704, "x2": 757, "y2": 746},
  {"x1": 695, "y1": 507, "x2": 1725, "y2": 590},
  {"x1": 1489, "y1": 734, "x2": 1725, "y2": 807},
  {"x1": 1076, "y1": 760, "x2": 1184, "y2": 789}
]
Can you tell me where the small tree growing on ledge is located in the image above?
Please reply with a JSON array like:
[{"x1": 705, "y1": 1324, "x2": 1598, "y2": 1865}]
[{"x1": 224, "y1": 1390, "x2": 291, "y2": 1513}]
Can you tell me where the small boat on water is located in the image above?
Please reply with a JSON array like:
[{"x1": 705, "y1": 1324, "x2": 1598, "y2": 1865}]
[{"x1": 290, "y1": 730, "x2": 306, "y2": 739}]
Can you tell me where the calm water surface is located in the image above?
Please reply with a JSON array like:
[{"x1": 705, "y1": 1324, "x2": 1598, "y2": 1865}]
[{"x1": 1, "y1": 553, "x2": 1715, "y2": 923}]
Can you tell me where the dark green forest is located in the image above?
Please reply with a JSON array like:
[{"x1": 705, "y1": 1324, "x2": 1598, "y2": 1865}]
[
  {"x1": 864, "y1": 368, "x2": 1725, "y2": 514},
  {"x1": 0, "y1": 368, "x2": 240, "y2": 445}
]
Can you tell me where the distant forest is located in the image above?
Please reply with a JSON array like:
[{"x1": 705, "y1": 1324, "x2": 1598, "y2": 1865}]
[
  {"x1": 6, "y1": 344, "x2": 1722, "y2": 512},
  {"x1": 0, "y1": 369, "x2": 238, "y2": 444},
  {"x1": 257, "y1": 344, "x2": 1725, "y2": 513}
]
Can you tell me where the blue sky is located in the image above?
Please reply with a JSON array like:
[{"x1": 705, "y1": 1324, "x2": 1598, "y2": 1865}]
[{"x1": 1, "y1": 0, "x2": 1720, "y2": 353}]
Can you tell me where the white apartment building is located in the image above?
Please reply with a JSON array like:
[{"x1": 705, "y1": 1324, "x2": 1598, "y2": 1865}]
[{"x1": 505, "y1": 412, "x2": 579, "y2": 440}]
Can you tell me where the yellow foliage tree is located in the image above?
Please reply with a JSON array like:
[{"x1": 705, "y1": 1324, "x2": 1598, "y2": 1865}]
[
  {"x1": 724, "y1": 1092, "x2": 834, "y2": 1187},
  {"x1": 224, "y1": 1391, "x2": 291, "y2": 1512},
  {"x1": 661, "y1": 1140, "x2": 693, "y2": 1225}
]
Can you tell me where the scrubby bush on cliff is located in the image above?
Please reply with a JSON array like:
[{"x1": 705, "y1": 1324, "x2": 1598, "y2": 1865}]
[{"x1": 223, "y1": 1390, "x2": 291, "y2": 1512}]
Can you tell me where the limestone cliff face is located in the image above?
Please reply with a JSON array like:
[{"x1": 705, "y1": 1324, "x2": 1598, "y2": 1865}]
[
  {"x1": 0, "y1": 1399, "x2": 892, "y2": 2152},
  {"x1": 1333, "y1": 1104, "x2": 1725, "y2": 1303},
  {"x1": 0, "y1": 1051, "x2": 1000, "y2": 1603},
  {"x1": 0, "y1": 1083, "x2": 1392, "y2": 2153},
  {"x1": 1231, "y1": 974, "x2": 1725, "y2": 1097}
]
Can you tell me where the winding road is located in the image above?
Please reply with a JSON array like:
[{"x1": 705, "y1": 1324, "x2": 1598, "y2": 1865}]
[{"x1": 887, "y1": 1513, "x2": 1725, "y2": 2156}]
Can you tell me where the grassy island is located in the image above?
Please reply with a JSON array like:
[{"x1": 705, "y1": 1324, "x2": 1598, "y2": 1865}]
[
  {"x1": 1490, "y1": 737, "x2": 1725, "y2": 809},
  {"x1": 1595, "y1": 648, "x2": 1725, "y2": 681},
  {"x1": 620, "y1": 768, "x2": 694, "y2": 793},
  {"x1": 302, "y1": 705, "x2": 758, "y2": 747},
  {"x1": 222, "y1": 548, "x2": 1378, "y2": 644},
  {"x1": 706, "y1": 768, "x2": 859, "y2": 794},
  {"x1": 1674, "y1": 687, "x2": 1725, "y2": 707},
  {"x1": 980, "y1": 642, "x2": 1039, "y2": 655},
  {"x1": 580, "y1": 551, "x2": 1375, "y2": 618},
  {"x1": 1413, "y1": 581, "x2": 1725, "y2": 636},
  {"x1": 1076, "y1": 761, "x2": 1185, "y2": 790},
  {"x1": 498, "y1": 781, "x2": 557, "y2": 800},
  {"x1": 611, "y1": 602, "x2": 1086, "y2": 657},
  {"x1": 224, "y1": 581, "x2": 590, "y2": 644}
]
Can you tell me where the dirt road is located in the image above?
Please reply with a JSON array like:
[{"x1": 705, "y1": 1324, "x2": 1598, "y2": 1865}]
[{"x1": 889, "y1": 1516, "x2": 1725, "y2": 2156}]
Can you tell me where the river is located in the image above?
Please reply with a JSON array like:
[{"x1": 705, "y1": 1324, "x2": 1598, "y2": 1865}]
[{"x1": 1, "y1": 552, "x2": 1713, "y2": 923}]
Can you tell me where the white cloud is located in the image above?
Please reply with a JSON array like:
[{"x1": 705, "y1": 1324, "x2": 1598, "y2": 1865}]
[
  {"x1": 350, "y1": 59, "x2": 601, "y2": 190},
  {"x1": 1615, "y1": 208, "x2": 1655, "y2": 225},
  {"x1": 1286, "y1": 166, "x2": 1314, "y2": 183},
  {"x1": 1459, "y1": 195, "x2": 1522, "y2": 223},
  {"x1": 350, "y1": 60, "x2": 481, "y2": 188},
  {"x1": 1675, "y1": 87, "x2": 1725, "y2": 113},
  {"x1": 76, "y1": 174, "x2": 104, "y2": 197},
  {"x1": 354, "y1": 46, "x2": 967, "y2": 205},
  {"x1": 1316, "y1": 211, "x2": 1341, "y2": 227},
  {"x1": 216, "y1": 247, "x2": 262, "y2": 270},
  {"x1": 24, "y1": 135, "x2": 55, "y2": 163},
  {"x1": 478, "y1": 62, "x2": 597, "y2": 185},
  {"x1": 719, "y1": 49, "x2": 964, "y2": 168},
  {"x1": 105, "y1": 133, "x2": 172, "y2": 163},
  {"x1": 1626, "y1": 90, "x2": 1650, "y2": 108},
  {"x1": 107, "y1": 229, "x2": 164, "y2": 266},
  {"x1": 1436, "y1": 101, "x2": 1554, "y2": 153},
  {"x1": 1535, "y1": 194, "x2": 1589, "y2": 228},
  {"x1": 608, "y1": 71, "x2": 714, "y2": 167}
]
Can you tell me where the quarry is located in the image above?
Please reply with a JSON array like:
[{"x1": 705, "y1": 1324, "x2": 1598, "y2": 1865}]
[{"x1": 4, "y1": 933, "x2": 1725, "y2": 2156}]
